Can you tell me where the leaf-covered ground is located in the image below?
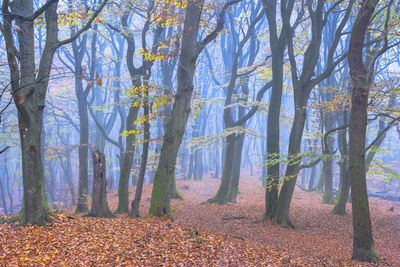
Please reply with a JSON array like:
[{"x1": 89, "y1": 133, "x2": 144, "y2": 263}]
[{"x1": 1, "y1": 171, "x2": 399, "y2": 266}]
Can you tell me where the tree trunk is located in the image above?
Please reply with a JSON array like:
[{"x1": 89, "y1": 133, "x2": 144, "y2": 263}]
[
  {"x1": 322, "y1": 121, "x2": 335, "y2": 204},
  {"x1": 228, "y1": 133, "x2": 245, "y2": 202},
  {"x1": 75, "y1": 96, "x2": 89, "y2": 213},
  {"x1": 149, "y1": 0, "x2": 218, "y2": 216},
  {"x1": 348, "y1": 0, "x2": 378, "y2": 262},
  {"x1": 316, "y1": 169, "x2": 325, "y2": 193},
  {"x1": 5, "y1": 162, "x2": 13, "y2": 214},
  {"x1": 308, "y1": 139, "x2": 318, "y2": 190},
  {"x1": 18, "y1": 96, "x2": 51, "y2": 225},
  {"x1": 273, "y1": 106, "x2": 307, "y2": 228},
  {"x1": 170, "y1": 174, "x2": 183, "y2": 200},
  {"x1": 334, "y1": 114, "x2": 350, "y2": 214},
  {"x1": 130, "y1": 87, "x2": 151, "y2": 217},
  {"x1": 365, "y1": 119, "x2": 385, "y2": 171},
  {"x1": 263, "y1": 0, "x2": 289, "y2": 219},
  {"x1": 349, "y1": 79, "x2": 377, "y2": 261},
  {"x1": 115, "y1": 104, "x2": 140, "y2": 213},
  {"x1": 85, "y1": 150, "x2": 114, "y2": 218},
  {"x1": 0, "y1": 169, "x2": 8, "y2": 215},
  {"x1": 334, "y1": 162, "x2": 350, "y2": 214},
  {"x1": 207, "y1": 134, "x2": 236, "y2": 204},
  {"x1": 187, "y1": 125, "x2": 197, "y2": 180},
  {"x1": 194, "y1": 149, "x2": 203, "y2": 181},
  {"x1": 214, "y1": 148, "x2": 220, "y2": 178}
]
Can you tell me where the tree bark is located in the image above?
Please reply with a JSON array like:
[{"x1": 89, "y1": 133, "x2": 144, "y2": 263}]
[
  {"x1": 0, "y1": 167, "x2": 8, "y2": 215},
  {"x1": 228, "y1": 133, "x2": 245, "y2": 202},
  {"x1": 130, "y1": 83, "x2": 151, "y2": 217},
  {"x1": 322, "y1": 114, "x2": 335, "y2": 204},
  {"x1": 75, "y1": 94, "x2": 89, "y2": 213},
  {"x1": 263, "y1": 0, "x2": 293, "y2": 219},
  {"x1": 334, "y1": 112, "x2": 350, "y2": 214},
  {"x1": 274, "y1": 106, "x2": 307, "y2": 228},
  {"x1": 85, "y1": 150, "x2": 114, "y2": 218},
  {"x1": 115, "y1": 104, "x2": 139, "y2": 213},
  {"x1": 348, "y1": 0, "x2": 378, "y2": 262},
  {"x1": 308, "y1": 139, "x2": 318, "y2": 190},
  {"x1": 149, "y1": 0, "x2": 204, "y2": 216},
  {"x1": 208, "y1": 134, "x2": 236, "y2": 204}
]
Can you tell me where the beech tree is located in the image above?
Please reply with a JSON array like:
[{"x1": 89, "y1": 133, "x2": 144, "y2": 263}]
[
  {"x1": 208, "y1": 0, "x2": 267, "y2": 204},
  {"x1": 149, "y1": 0, "x2": 241, "y2": 216},
  {"x1": 270, "y1": 0, "x2": 354, "y2": 227},
  {"x1": 1, "y1": 0, "x2": 107, "y2": 225},
  {"x1": 348, "y1": 0, "x2": 399, "y2": 262}
]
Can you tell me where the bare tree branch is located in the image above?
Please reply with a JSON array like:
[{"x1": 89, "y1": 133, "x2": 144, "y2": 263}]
[
  {"x1": 57, "y1": 0, "x2": 108, "y2": 48},
  {"x1": 0, "y1": 146, "x2": 10, "y2": 154},
  {"x1": 2, "y1": 0, "x2": 58, "y2": 21},
  {"x1": 198, "y1": 0, "x2": 243, "y2": 54}
]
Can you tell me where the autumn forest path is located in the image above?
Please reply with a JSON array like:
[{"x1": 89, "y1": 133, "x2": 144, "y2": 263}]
[
  {"x1": 74, "y1": 171, "x2": 400, "y2": 265},
  {"x1": 2, "y1": 171, "x2": 398, "y2": 265}
]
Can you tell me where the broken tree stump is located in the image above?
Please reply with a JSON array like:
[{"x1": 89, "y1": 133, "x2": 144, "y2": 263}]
[{"x1": 85, "y1": 150, "x2": 114, "y2": 218}]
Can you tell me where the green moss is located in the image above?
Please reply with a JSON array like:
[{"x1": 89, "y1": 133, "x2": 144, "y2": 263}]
[
  {"x1": 149, "y1": 172, "x2": 172, "y2": 217},
  {"x1": 1, "y1": 214, "x2": 20, "y2": 224}
]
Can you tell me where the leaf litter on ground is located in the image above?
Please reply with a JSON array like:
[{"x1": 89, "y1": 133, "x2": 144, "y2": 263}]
[{"x1": 1, "y1": 170, "x2": 398, "y2": 266}]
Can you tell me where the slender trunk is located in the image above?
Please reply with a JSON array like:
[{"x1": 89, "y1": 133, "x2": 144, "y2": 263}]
[
  {"x1": 264, "y1": 10, "x2": 286, "y2": 218},
  {"x1": 0, "y1": 168, "x2": 8, "y2": 214},
  {"x1": 75, "y1": 85, "x2": 89, "y2": 213},
  {"x1": 347, "y1": 0, "x2": 378, "y2": 261},
  {"x1": 207, "y1": 134, "x2": 236, "y2": 204},
  {"x1": 274, "y1": 105, "x2": 307, "y2": 228},
  {"x1": 187, "y1": 125, "x2": 197, "y2": 180},
  {"x1": 214, "y1": 148, "x2": 220, "y2": 178},
  {"x1": 116, "y1": 104, "x2": 140, "y2": 213},
  {"x1": 46, "y1": 162, "x2": 57, "y2": 206},
  {"x1": 322, "y1": 116, "x2": 335, "y2": 204},
  {"x1": 228, "y1": 133, "x2": 244, "y2": 202},
  {"x1": 5, "y1": 163, "x2": 13, "y2": 214},
  {"x1": 316, "y1": 169, "x2": 325, "y2": 193},
  {"x1": 308, "y1": 139, "x2": 318, "y2": 190},
  {"x1": 334, "y1": 162, "x2": 350, "y2": 214},
  {"x1": 187, "y1": 150, "x2": 194, "y2": 180},
  {"x1": 193, "y1": 148, "x2": 203, "y2": 181},
  {"x1": 334, "y1": 114, "x2": 350, "y2": 214},
  {"x1": 365, "y1": 119, "x2": 385, "y2": 171},
  {"x1": 65, "y1": 156, "x2": 76, "y2": 205},
  {"x1": 130, "y1": 86, "x2": 151, "y2": 217},
  {"x1": 149, "y1": 0, "x2": 209, "y2": 216}
]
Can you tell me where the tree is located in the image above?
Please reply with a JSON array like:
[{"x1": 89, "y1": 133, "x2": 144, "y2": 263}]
[
  {"x1": 149, "y1": 0, "x2": 241, "y2": 216},
  {"x1": 208, "y1": 0, "x2": 266, "y2": 204},
  {"x1": 272, "y1": 0, "x2": 354, "y2": 227},
  {"x1": 113, "y1": 1, "x2": 163, "y2": 214},
  {"x1": 1, "y1": 0, "x2": 107, "y2": 225},
  {"x1": 85, "y1": 150, "x2": 114, "y2": 218},
  {"x1": 263, "y1": 0, "x2": 295, "y2": 218},
  {"x1": 348, "y1": 0, "x2": 382, "y2": 262}
]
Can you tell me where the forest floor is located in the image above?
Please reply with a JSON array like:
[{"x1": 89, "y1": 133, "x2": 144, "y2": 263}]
[{"x1": 1, "y1": 172, "x2": 399, "y2": 266}]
